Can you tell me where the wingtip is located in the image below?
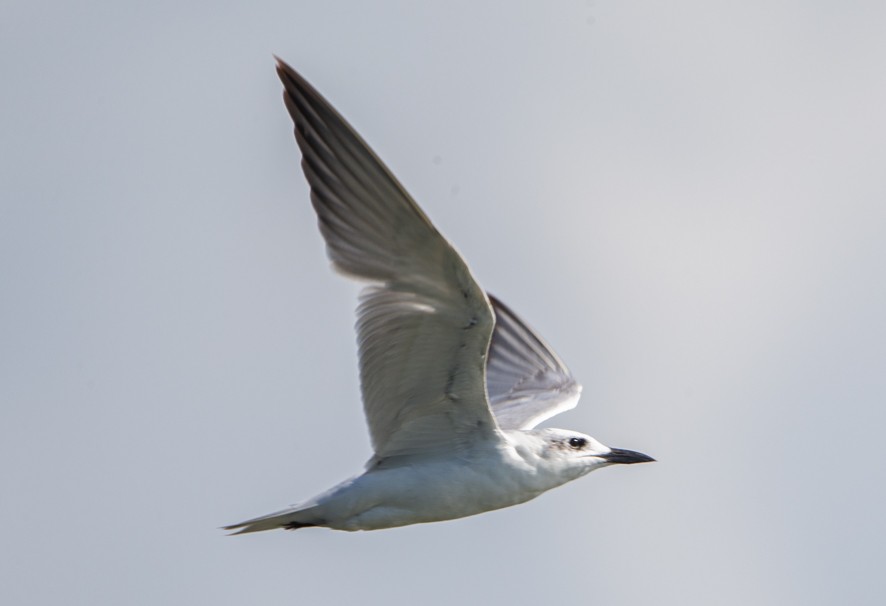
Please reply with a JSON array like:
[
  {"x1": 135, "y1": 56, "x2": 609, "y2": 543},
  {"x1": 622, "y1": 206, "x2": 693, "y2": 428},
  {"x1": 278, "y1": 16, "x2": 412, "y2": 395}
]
[
  {"x1": 274, "y1": 55, "x2": 291, "y2": 77},
  {"x1": 273, "y1": 56, "x2": 314, "y2": 97}
]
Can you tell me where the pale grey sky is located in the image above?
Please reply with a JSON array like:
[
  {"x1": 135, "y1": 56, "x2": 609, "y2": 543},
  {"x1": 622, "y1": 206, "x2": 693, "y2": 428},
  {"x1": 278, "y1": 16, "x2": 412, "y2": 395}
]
[{"x1": 2, "y1": 1, "x2": 885, "y2": 604}]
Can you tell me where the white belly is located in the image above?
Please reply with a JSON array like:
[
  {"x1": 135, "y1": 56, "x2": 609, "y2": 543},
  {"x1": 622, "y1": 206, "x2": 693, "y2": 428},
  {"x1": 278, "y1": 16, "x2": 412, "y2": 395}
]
[{"x1": 316, "y1": 446, "x2": 550, "y2": 531}]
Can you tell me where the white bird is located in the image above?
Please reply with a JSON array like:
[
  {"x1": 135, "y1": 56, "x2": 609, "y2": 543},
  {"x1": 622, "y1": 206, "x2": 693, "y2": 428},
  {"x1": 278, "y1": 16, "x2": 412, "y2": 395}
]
[{"x1": 224, "y1": 59, "x2": 654, "y2": 534}]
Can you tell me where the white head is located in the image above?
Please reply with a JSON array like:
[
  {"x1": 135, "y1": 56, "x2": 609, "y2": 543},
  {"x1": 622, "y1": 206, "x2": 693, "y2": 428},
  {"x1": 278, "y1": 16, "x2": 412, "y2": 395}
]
[{"x1": 531, "y1": 428, "x2": 655, "y2": 484}]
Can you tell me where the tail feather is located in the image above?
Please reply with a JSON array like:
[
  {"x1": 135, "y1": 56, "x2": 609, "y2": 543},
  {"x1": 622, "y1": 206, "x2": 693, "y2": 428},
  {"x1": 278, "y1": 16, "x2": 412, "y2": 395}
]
[{"x1": 223, "y1": 506, "x2": 324, "y2": 535}]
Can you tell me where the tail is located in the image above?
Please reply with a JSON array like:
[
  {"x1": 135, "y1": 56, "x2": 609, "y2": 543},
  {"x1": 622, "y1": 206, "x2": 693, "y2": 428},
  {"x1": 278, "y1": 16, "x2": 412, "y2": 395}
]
[{"x1": 222, "y1": 505, "x2": 325, "y2": 535}]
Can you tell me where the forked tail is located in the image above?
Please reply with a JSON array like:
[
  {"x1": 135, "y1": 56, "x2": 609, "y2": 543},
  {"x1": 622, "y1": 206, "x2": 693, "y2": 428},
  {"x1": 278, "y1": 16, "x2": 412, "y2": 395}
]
[{"x1": 222, "y1": 505, "x2": 324, "y2": 535}]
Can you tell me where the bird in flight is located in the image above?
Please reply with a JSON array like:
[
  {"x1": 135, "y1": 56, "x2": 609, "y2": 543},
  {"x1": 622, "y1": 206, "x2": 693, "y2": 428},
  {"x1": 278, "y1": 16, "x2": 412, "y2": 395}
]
[{"x1": 224, "y1": 59, "x2": 654, "y2": 534}]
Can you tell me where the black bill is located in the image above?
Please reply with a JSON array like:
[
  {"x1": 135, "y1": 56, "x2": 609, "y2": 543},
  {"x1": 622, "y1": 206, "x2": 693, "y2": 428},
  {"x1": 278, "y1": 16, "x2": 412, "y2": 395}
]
[{"x1": 603, "y1": 448, "x2": 656, "y2": 464}]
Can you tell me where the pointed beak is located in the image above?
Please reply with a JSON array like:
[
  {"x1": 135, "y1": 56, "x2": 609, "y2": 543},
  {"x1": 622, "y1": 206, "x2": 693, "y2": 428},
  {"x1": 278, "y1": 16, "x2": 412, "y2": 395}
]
[{"x1": 602, "y1": 447, "x2": 656, "y2": 465}]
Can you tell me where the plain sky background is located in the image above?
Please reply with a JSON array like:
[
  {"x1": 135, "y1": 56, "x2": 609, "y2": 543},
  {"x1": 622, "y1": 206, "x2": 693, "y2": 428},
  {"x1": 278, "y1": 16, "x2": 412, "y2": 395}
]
[{"x1": 2, "y1": 1, "x2": 885, "y2": 604}]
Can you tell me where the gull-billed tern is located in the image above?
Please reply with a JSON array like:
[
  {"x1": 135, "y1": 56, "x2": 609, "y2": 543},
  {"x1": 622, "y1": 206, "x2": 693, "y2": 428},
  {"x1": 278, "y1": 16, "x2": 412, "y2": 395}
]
[{"x1": 224, "y1": 59, "x2": 654, "y2": 534}]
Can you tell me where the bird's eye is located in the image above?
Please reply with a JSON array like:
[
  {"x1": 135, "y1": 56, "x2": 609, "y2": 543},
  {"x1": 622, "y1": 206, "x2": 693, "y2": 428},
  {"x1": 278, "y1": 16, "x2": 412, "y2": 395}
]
[{"x1": 568, "y1": 437, "x2": 587, "y2": 449}]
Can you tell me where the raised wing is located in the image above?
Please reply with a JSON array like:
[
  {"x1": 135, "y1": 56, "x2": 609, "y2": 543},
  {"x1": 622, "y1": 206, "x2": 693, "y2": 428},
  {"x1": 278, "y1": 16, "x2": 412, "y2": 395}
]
[
  {"x1": 486, "y1": 295, "x2": 582, "y2": 429},
  {"x1": 276, "y1": 59, "x2": 499, "y2": 459}
]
